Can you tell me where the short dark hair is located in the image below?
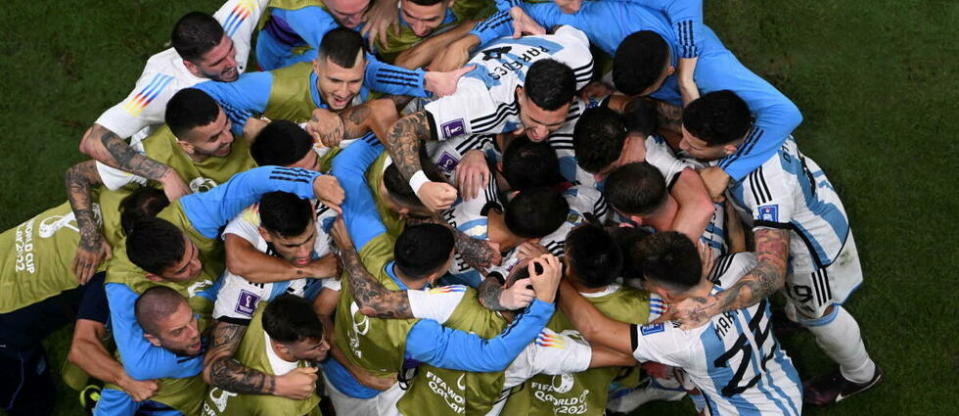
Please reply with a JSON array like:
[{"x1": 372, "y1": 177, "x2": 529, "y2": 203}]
[
  {"x1": 639, "y1": 231, "x2": 701, "y2": 291},
  {"x1": 250, "y1": 120, "x2": 314, "y2": 166},
  {"x1": 119, "y1": 187, "x2": 170, "y2": 236},
  {"x1": 319, "y1": 28, "x2": 365, "y2": 68},
  {"x1": 504, "y1": 188, "x2": 569, "y2": 238},
  {"x1": 502, "y1": 136, "x2": 564, "y2": 190},
  {"x1": 126, "y1": 217, "x2": 186, "y2": 275},
  {"x1": 566, "y1": 224, "x2": 623, "y2": 288},
  {"x1": 622, "y1": 98, "x2": 659, "y2": 137},
  {"x1": 382, "y1": 149, "x2": 447, "y2": 209},
  {"x1": 263, "y1": 294, "x2": 325, "y2": 344},
  {"x1": 259, "y1": 192, "x2": 313, "y2": 238},
  {"x1": 610, "y1": 226, "x2": 652, "y2": 281},
  {"x1": 613, "y1": 31, "x2": 669, "y2": 96},
  {"x1": 171, "y1": 12, "x2": 224, "y2": 62},
  {"x1": 683, "y1": 90, "x2": 752, "y2": 146},
  {"x1": 573, "y1": 107, "x2": 627, "y2": 174},
  {"x1": 604, "y1": 162, "x2": 667, "y2": 216},
  {"x1": 524, "y1": 59, "x2": 576, "y2": 111},
  {"x1": 135, "y1": 286, "x2": 187, "y2": 336},
  {"x1": 394, "y1": 224, "x2": 454, "y2": 278},
  {"x1": 166, "y1": 88, "x2": 220, "y2": 139}
]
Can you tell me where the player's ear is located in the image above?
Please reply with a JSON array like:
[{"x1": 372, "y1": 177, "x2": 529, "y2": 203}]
[
  {"x1": 257, "y1": 226, "x2": 274, "y2": 243},
  {"x1": 176, "y1": 139, "x2": 195, "y2": 156},
  {"x1": 182, "y1": 59, "x2": 201, "y2": 78},
  {"x1": 144, "y1": 333, "x2": 162, "y2": 347},
  {"x1": 144, "y1": 273, "x2": 165, "y2": 283},
  {"x1": 515, "y1": 86, "x2": 526, "y2": 102}
]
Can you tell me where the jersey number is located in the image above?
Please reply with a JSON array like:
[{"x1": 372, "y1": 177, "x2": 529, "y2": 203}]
[{"x1": 712, "y1": 300, "x2": 775, "y2": 397}]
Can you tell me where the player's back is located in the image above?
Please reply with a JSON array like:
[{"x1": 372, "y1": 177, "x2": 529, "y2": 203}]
[
  {"x1": 685, "y1": 254, "x2": 802, "y2": 415},
  {"x1": 728, "y1": 136, "x2": 850, "y2": 271}
]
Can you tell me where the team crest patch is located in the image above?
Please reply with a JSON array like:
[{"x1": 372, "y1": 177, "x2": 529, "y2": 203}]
[
  {"x1": 437, "y1": 152, "x2": 460, "y2": 172},
  {"x1": 566, "y1": 212, "x2": 581, "y2": 224},
  {"x1": 441, "y1": 119, "x2": 466, "y2": 139},
  {"x1": 640, "y1": 323, "x2": 665, "y2": 336},
  {"x1": 235, "y1": 290, "x2": 260, "y2": 317},
  {"x1": 758, "y1": 204, "x2": 779, "y2": 222}
]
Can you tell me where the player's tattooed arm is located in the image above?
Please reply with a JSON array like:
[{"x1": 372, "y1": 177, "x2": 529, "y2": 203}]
[
  {"x1": 204, "y1": 320, "x2": 277, "y2": 395},
  {"x1": 329, "y1": 217, "x2": 414, "y2": 319},
  {"x1": 65, "y1": 160, "x2": 110, "y2": 284},
  {"x1": 384, "y1": 111, "x2": 434, "y2": 180},
  {"x1": 89, "y1": 124, "x2": 170, "y2": 181},
  {"x1": 339, "y1": 98, "x2": 404, "y2": 144},
  {"x1": 453, "y1": 230, "x2": 501, "y2": 275},
  {"x1": 478, "y1": 275, "x2": 508, "y2": 310},
  {"x1": 666, "y1": 228, "x2": 789, "y2": 328}
]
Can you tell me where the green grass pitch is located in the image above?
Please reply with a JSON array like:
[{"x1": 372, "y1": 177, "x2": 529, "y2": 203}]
[{"x1": 1, "y1": 0, "x2": 957, "y2": 414}]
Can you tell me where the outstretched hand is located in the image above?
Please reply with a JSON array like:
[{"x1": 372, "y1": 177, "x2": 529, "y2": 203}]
[{"x1": 424, "y1": 65, "x2": 475, "y2": 97}]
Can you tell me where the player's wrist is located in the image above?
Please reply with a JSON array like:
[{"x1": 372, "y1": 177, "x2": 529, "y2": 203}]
[{"x1": 409, "y1": 170, "x2": 430, "y2": 195}]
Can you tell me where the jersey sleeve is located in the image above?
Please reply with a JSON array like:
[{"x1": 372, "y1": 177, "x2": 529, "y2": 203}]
[
  {"x1": 212, "y1": 0, "x2": 270, "y2": 74},
  {"x1": 644, "y1": 134, "x2": 693, "y2": 188},
  {"x1": 425, "y1": 79, "x2": 500, "y2": 140},
  {"x1": 364, "y1": 54, "x2": 428, "y2": 98},
  {"x1": 105, "y1": 283, "x2": 204, "y2": 380},
  {"x1": 694, "y1": 54, "x2": 802, "y2": 181},
  {"x1": 404, "y1": 298, "x2": 555, "y2": 372},
  {"x1": 502, "y1": 328, "x2": 592, "y2": 388},
  {"x1": 710, "y1": 252, "x2": 758, "y2": 287},
  {"x1": 222, "y1": 206, "x2": 261, "y2": 241},
  {"x1": 629, "y1": 322, "x2": 690, "y2": 368},
  {"x1": 95, "y1": 71, "x2": 178, "y2": 139},
  {"x1": 95, "y1": 161, "x2": 148, "y2": 191},
  {"x1": 743, "y1": 169, "x2": 795, "y2": 230},
  {"x1": 469, "y1": 10, "x2": 514, "y2": 46},
  {"x1": 179, "y1": 166, "x2": 323, "y2": 239},
  {"x1": 193, "y1": 71, "x2": 273, "y2": 135},
  {"x1": 212, "y1": 275, "x2": 266, "y2": 323},
  {"x1": 406, "y1": 286, "x2": 469, "y2": 324},
  {"x1": 330, "y1": 134, "x2": 388, "y2": 250}
]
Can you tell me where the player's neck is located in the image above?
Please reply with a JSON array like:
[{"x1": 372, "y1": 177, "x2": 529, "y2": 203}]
[
  {"x1": 672, "y1": 280, "x2": 714, "y2": 302},
  {"x1": 392, "y1": 264, "x2": 430, "y2": 290},
  {"x1": 569, "y1": 278, "x2": 605, "y2": 294},
  {"x1": 486, "y1": 211, "x2": 526, "y2": 251},
  {"x1": 269, "y1": 338, "x2": 298, "y2": 363}
]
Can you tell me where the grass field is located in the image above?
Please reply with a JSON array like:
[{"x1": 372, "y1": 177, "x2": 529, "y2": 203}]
[{"x1": 2, "y1": 0, "x2": 958, "y2": 415}]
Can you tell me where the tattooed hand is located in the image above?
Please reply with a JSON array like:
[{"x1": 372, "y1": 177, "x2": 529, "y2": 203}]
[
  {"x1": 307, "y1": 108, "x2": 346, "y2": 148},
  {"x1": 454, "y1": 231, "x2": 501, "y2": 275},
  {"x1": 499, "y1": 277, "x2": 535, "y2": 310},
  {"x1": 73, "y1": 231, "x2": 111, "y2": 285},
  {"x1": 65, "y1": 160, "x2": 110, "y2": 283}
]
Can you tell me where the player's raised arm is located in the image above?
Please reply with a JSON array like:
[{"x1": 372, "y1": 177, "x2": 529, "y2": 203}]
[
  {"x1": 64, "y1": 160, "x2": 111, "y2": 284},
  {"x1": 557, "y1": 280, "x2": 634, "y2": 355},
  {"x1": 384, "y1": 111, "x2": 458, "y2": 212},
  {"x1": 79, "y1": 125, "x2": 190, "y2": 201},
  {"x1": 664, "y1": 228, "x2": 789, "y2": 328}
]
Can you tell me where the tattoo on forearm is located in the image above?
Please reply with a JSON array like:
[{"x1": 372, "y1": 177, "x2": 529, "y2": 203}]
[
  {"x1": 713, "y1": 229, "x2": 788, "y2": 313},
  {"x1": 208, "y1": 321, "x2": 275, "y2": 394},
  {"x1": 339, "y1": 243, "x2": 413, "y2": 319},
  {"x1": 478, "y1": 275, "x2": 506, "y2": 311},
  {"x1": 65, "y1": 161, "x2": 102, "y2": 251},
  {"x1": 453, "y1": 230, "x2": 495, "y2": 275},
  {"x1": 341, "y1": 103, "x2": 372, "y2": 139},
  {"x1": 387, "y1": 95, "x2": 413, "y2": 110},
  {"x1": 99, "y1": 129, "x2": 168, "y2": 180},
  {"x1": 386, "y1": 112, "x2": 432, "y2": 180}
]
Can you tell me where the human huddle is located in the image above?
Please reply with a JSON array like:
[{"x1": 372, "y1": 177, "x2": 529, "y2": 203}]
[{"x1": 0, "y1": 0, "x2": 881, "y2": 415}]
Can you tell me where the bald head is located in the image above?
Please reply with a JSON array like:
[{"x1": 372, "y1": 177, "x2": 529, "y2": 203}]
[{"x1": 135, "y1": 286, "x2": 188, "y2": 336}]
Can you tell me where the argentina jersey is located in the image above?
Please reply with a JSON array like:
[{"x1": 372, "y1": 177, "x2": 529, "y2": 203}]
[
  {"x1": 632, "y1": 252, "x2": 803, "y2": 415},
  {"x1": 439, "y1": 172, "x2": 502, "y2": 287},
  {"x1": 539, "y1": 185, "x2": 609, "y2": 257},
  {"x1": 425, "y1": 25, "x2": 593, "y2": 140},
  {"x1": 546, "y1": 97, "x2": 596, "y2": 186},
  {"x1": 727, "y1": 136, "x2": 850, "y2": 272}
]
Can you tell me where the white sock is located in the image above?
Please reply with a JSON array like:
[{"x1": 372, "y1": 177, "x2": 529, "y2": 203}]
[{"x1": 800, "y1": 305, "x2": 876, "y2": 383}]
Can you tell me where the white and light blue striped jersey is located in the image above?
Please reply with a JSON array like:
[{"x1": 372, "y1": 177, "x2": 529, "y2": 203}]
[
  {"x1": 727, "y1": 136, "x2": 850, "y2": 272},
  {"x1": 634, "y1": 252, "x2": 803, "y2": 416},
  {"x1": 214, "y1": 199, "x2": 339, "y2": 322},
  {"x1": 96, "y1": 0, "x2": 267, "y2": 139},
  {"x1": 438, "y1": 160, "x2": 503, "y2": 288},
  {"x1": 425, "y1": 25, "x2": 594, "y2": 140},
  {"x1": 540, "y1": 185, "x2": 610, "y2": 257}
]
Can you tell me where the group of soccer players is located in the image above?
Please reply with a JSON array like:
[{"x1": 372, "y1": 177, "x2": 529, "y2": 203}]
[{"x1": 1, "y1": 0, "x2": 884, "y2": 414}]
